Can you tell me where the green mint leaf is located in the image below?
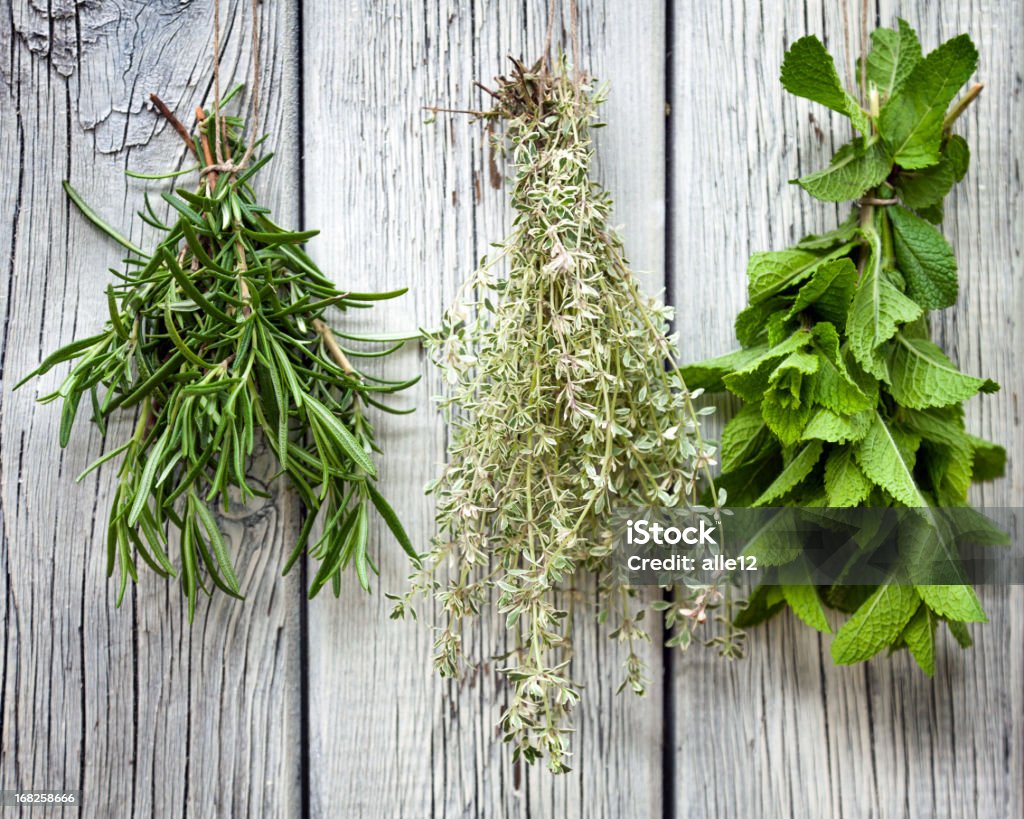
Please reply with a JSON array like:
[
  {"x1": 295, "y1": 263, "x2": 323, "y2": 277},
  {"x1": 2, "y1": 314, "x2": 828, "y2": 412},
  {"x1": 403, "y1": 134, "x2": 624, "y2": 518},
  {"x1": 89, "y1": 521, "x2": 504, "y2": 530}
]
[
  {"x1": 915, "y1": 202, "x2": 945, "y2": 224},
  {"x1": 803, "y1": 408, "x2": 872, "y2": 444},
  {"x1": 720, "y1": 403, "x2": 774, "y2": 471},
  {"x1": 748, "y1": 244, "x2": 856, "y2": 304},
  {"x1": 811, "y1": 322, "x2": 873, "y2": 412},
  {"x1": 786, "y1": 258, "x2": 857, "y2": 329},
  {"x1": 759, "y1": 349, "x2": 820, "y2": 445},
  {"x1": 894, "y1": 135, "x2": 970, "y2": 208},
  {"x1": 781, "y1": 35, "x2": 870, "y2": 133},
  {"x1": 796, "y1": 212, "x2": 860, "y2": 250},
  {"x1": 888, "y1": 205, "x2": 959, "y2": 309},
  {"x1": 945, "y1": 133, "x2": 971, "y2": 182},
  {"x1": 724, "y1": 332, "x2": 812, "y2": 401},
  {"x1": 753, "y1": 440, "x2": 823, "y2": 505},
  {"x1": 887, "y1": 333, "x2": 998, "y2": 408},
  {"x1": 677, "y1": 346, "x2": 766, "y2": 392},
  {"x1": 742, "y1": 510, "x2": 806, "y2": 567},
  {"x1": 902, "y1": 605, "x2": 936, "y2": 675},
  {"x1": 878, "y1": 34, "x2": 978, "y2": 169},
  {"x1": 831, "y1": 582, "x2": 921, "y2": 664},
  {"x1": 867, "y1": 19, "x2": 923, "y2": 99},
  {"x1": 796, "y1": 138, "x2": 892, "y2": 202},
  {"x1": 905, "y1": 408, "x2": 976, "y2": 503},
  {"x1": 824, "y1": 446, "x2": 872, "y2": 506},
  {"x1": 781, "y1": 575, "x2": 832, "y2": 635},
  {"x1": 733, "y1": 583, "x2": 787, "y2": 628},
  {"x1": 946, "y1": 619, "x2": 973, "y2": 648},
  {"x1": 855, "y1": 412, "x2": 926, "y2": 506},
  {"x1": 969, "y1": 435, "x2": 1006, "y2": 481},
  {"x1": 917, "y1": 584, "x2": 987, "y2": 622},
  {"x1": 735, "y1": 299, "x2": 783, "y2": 346},
  {"x1": 848, "y1": 260, "x2": 923, "y2": 379}
]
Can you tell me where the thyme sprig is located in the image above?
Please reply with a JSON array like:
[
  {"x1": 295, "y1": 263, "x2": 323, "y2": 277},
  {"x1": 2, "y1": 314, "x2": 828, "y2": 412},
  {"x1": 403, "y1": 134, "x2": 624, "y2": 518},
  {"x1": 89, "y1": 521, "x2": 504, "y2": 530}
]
[
  {"x1": 19, "y1": 90, "x2": 419, "y2": 618},
  {"x1": 405, "y1": 57, "x2": 729, "y2": 773}
]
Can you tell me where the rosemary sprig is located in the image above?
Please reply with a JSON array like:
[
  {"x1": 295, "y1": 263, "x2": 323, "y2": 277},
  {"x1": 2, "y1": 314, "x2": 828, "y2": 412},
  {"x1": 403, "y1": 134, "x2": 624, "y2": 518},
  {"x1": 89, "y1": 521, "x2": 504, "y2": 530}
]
[
  {"x1": 403, "y1": 57, "x2": 729, "y2": 773},
  {"x1": 18, "y1": 93, "x2": 419, "y2": 619}
]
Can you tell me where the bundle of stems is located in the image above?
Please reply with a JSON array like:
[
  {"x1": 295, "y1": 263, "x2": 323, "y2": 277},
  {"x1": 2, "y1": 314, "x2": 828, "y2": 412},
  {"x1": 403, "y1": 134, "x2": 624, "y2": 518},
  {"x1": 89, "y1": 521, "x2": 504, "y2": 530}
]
[
  {"x1": 405, "y1": 57, "x2": 731, "y2": 773},
  {"x1": 19, "y1": 87, "x2": 418, "y2": 619}
]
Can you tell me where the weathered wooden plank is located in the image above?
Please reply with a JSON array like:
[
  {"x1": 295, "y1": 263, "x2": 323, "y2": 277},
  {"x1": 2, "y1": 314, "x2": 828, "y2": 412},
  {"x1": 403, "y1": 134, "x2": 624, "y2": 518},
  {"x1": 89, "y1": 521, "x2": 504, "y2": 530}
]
[
  {"x1": 671, "y1": 2, "x2": 1024, "y2": 817},
  {"x1": 301, "y1": 1, "x2": 667, "y2": 816},
  {"x1": 0, "y1": 2, "x2": 303, "y2": 816}
]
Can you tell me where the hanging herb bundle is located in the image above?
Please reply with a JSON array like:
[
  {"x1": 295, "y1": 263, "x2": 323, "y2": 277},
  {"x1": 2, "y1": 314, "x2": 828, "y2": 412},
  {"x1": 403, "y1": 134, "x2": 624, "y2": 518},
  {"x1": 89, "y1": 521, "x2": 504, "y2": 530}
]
[
  {"x1": 680, "y1": 21, "x2": 1005, "y2": 672},
  {"x1": 401, "y1": 56, "x2": 726, "y2": 773},
  {"x1": 17, "y1": 30, "x2": 418, "y2": 618}
]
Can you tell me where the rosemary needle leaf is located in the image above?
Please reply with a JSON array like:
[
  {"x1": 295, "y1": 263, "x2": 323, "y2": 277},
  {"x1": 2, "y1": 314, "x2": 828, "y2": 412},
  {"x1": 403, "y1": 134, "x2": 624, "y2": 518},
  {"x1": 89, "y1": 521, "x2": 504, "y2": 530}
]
[
  {"x1": 63, "y1": 181, "x2": 146, "y2": 256},
  {"x1": 25, "y1": 93, "x2": 417, "y2": 611}
]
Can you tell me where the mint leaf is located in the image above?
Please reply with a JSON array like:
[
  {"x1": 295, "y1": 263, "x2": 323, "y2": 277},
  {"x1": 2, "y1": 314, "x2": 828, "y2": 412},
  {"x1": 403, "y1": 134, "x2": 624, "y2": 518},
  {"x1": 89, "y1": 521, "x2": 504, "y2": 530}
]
[
  {"x1": 760, "y1": 350, "x2": 819, "y2": 445},
  {"x1": 902, "y1": 605, "x2": 936, "y2": 675},
  {"x1": 887, "y1": 333, "x2": 998, "y2": 408},
  {"x1": 945, "y1": 134, "x2": 971, "y2": 182},
  {"x1": 733, "y1": 583, "x2": 787, "y2": 628},
  {"x1": 781, "y1": 578, "x2": 832, "y2": 634},
  {"x1": 796, "y1": 138, "x2": 892, "y2": 202},
  {"x1": 747, "y1": 244, "x2": 855, "y2": 304},
  {"x1": 888, "y1": 205, "x2": 958, "y2": 309},
  {"x1": 855, "y1": 412, "x2": 926, "y2": 506},
  {"x1": 947, "y1": 620, "x2": 973, "y2": 648},
  {"x1": 848, "y1": 260, "x2": 923, "y2": 378},
  {"x1": 906, "y1": 408, "x2": 976, "y2": 503},
  {"x1": 811, "y1": 322, "x2": 873, "y2": 412},
  {"x1": 831, "y1": 583, "x2": 921, "y2": 664},
  {"x1": 781, "y1": 35, "x2": 870, "y2": 133},
  {"x1": 824, "y1": 446, "x2": 872, "y2": 506},
  {"x1": 724, "y1": 332, "x2": 811, "y2": 401},
  {"x1": 720, "y1": 403, "x2": 775, "y2": 471},
  {"x1": 867, "y1": 19, "x2": 922, "y2": 99},
  {"x1": 753, "y1": 440, "x2": 823, "y2": 505},
  {"x1": 894, "y1": 135, "x2": 970, "y2": 208},
  {"x1": 878, "y1": 34, "x2": 978, "y2": 169},
  {"x1": 787, "y1": 258, "x2": 857, "y2": 329},
  {"x1": 678, "y1": 346, "x2": 766, "y2": 392},
  {"x1": 969, "y1": 435, "x2": 1006, "y2": 481},
  {"x1": 797, "y1": 213, "x2": 860, "y2": 250},
  {"x1": 917, "y1": 584, "x2": 987, "y2": 622},
  {"x1": 803, "y1": 408, "x2": 872, "y2": 444},
  {"x1": 735, "y1": 299, "x2": 785, "y2": 346}
]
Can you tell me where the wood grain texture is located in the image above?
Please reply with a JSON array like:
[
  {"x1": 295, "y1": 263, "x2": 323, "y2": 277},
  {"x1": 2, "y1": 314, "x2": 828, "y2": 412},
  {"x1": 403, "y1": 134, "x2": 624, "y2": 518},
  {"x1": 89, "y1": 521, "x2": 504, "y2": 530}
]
[
  {"x1": 671, "y1": 2, "x2": 1024, "y2": 817},
  {"x1": 0, "y1": 1, "x2": 303, "y2": 817},
  {"x1": 1, "y1": 0, "x2": 1021, "y2": 817}
]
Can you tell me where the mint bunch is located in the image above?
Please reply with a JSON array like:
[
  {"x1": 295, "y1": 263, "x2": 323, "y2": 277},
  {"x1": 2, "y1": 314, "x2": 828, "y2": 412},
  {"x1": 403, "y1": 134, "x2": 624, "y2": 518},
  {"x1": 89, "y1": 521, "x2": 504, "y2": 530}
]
[{"x1": 680, "y1": 22, "x2": 1005, "y2": 673}]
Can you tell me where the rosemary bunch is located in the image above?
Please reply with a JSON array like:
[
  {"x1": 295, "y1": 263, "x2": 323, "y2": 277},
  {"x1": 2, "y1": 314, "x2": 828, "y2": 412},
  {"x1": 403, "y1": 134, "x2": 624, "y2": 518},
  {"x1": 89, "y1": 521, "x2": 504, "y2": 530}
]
[
  {"x1": 408, "y1": 58, "x2": 722, "y2": 773},
  {"x1": 18, "y1": 89, "x2": 418, "y2": 619}
]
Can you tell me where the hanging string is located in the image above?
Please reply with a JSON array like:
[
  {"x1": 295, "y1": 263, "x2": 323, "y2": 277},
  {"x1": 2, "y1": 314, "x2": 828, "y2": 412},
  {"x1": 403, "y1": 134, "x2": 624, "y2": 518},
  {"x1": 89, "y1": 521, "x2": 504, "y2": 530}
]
[
  {"x1": 842, "y1": 1, "x2": 855, "y2": 93},
  {"x1": 203, "y1": 0, "x2": 262, "y2": 177},
  {"x1": 860, "y1": 0, "x2": 869, "y2": 103},
  {"x1": 541, "y1": 0, "x2": 581, "y2": 75},
  {"x1": 212, "y1": 0, "x2": 225, "y2": 166},
  {"x1": 542, "y1": 0, "x2": 556, "y2": 66}
]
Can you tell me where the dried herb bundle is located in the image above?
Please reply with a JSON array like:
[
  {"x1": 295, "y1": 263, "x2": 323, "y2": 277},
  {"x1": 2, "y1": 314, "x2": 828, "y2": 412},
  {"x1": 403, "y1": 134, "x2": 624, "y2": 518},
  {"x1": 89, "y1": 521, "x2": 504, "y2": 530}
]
[
  {"x1": 18, "y1": 88, "x2": 418, "y2": 618},
  {"x1": 681, "y1": 22, "x2": 1005, "y2": 671},
  {"x1": 404, "y1": 58, "x2": 725, "y2": 772}
]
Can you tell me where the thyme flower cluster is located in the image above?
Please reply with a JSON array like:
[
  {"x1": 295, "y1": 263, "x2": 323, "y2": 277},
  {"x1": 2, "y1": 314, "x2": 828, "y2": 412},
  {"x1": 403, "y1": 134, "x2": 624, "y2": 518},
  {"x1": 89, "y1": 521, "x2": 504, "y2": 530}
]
[{"x1": 412, "y1": 58, "x2": 721, "y2": 772}]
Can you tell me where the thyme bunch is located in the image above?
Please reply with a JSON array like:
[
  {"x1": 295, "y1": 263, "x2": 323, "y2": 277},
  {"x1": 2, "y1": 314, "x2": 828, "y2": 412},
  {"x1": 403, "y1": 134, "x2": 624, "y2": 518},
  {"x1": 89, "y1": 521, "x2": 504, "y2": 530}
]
[
  {"x1": 408, "y1": 58, "x2": 722, "y2": 773},
  {"x1": 18, "y1": 89, "x2": 418, "y2": 619}
]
